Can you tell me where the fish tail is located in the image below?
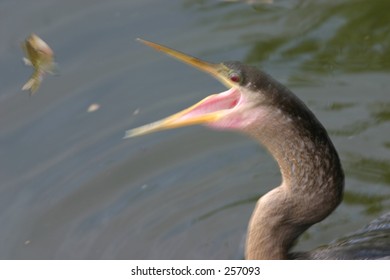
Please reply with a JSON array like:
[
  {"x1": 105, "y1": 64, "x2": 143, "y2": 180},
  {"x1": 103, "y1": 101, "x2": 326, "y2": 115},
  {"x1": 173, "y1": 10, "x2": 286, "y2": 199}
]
[{"x1": 22, "y1": 73, "x2": 42, "y2": 95}]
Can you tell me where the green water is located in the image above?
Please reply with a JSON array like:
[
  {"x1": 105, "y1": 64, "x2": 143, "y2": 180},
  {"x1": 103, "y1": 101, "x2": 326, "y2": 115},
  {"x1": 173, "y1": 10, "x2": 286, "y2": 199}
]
[{"x1": 0, "y1": 0, "x2": 389, "y2": 258}]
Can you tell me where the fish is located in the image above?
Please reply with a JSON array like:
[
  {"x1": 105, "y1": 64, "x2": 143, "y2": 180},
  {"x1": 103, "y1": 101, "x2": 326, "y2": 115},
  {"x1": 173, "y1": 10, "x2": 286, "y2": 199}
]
[{"x1": 21, "y1": 33, "x2": 56, "y2": 95}]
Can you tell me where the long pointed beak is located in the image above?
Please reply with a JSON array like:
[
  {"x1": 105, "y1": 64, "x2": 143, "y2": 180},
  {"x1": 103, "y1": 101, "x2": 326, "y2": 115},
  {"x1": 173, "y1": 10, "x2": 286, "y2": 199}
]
[
  {"x1": 125, "y1": 39, "x2": 240, "y2": 138},
  {"x1": 137, "y1": 39, "x2": 234, "y2": 88},
  {"x1": 124, "y1": 88, "x2": 240, "y2": 138}
]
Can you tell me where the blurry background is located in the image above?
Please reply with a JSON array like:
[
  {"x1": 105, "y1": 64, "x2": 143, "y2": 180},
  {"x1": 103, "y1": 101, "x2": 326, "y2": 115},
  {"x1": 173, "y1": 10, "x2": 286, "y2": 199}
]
[{"x1": 0, "y1": 0, "x2": 389, "y2": 259}]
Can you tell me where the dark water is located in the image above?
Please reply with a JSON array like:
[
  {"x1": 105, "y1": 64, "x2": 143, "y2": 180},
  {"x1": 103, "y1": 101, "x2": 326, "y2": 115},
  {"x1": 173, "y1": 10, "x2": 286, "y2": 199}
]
[{"x1": 0, "y1": 0, "x2": 389, "y2": 259}]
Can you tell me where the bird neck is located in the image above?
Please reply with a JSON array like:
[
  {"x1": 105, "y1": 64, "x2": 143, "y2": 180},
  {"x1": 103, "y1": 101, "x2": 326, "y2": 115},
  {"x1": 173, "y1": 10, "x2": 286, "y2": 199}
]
[{"x1": 243, "y1": 99, "x2": 344, "y2": 259}]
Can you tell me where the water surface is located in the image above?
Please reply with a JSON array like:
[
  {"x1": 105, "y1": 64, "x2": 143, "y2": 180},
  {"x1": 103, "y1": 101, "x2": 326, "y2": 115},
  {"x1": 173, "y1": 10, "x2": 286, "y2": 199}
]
[{"x1": 0, "y1": 0, "x2": 389, "y2": 259}]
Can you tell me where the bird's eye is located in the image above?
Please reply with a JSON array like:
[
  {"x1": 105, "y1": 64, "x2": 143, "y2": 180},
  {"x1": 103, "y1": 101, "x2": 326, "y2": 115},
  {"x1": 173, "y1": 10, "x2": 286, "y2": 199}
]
[{"x1": 229, "y1": 72, "x2": 241, "y2": 83}]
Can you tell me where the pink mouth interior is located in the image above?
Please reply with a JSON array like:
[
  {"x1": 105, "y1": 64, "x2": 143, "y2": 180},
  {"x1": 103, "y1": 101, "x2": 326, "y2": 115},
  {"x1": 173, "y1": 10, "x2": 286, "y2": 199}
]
[{"x1": 179, "y1": 88, "x2": 241, "y2": 120}]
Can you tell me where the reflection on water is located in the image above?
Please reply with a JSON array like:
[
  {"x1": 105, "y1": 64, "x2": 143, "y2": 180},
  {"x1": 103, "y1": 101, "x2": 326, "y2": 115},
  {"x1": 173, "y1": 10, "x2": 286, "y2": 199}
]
[
  {"x1": 345, "y1": 154, "x2": 390, "y2": 186},
  {"x1": 0, "y1": 0, "x2": 389, "y2": 259},
  {"x1": 186, "y1": 0, "x2": 390, "y2": 82},
  {"x1": 344, "y1": 190, "x2": 389, "y2": 215},
  {"x1": 328, "y1": 101, "x2": 390, "y2": 136}
]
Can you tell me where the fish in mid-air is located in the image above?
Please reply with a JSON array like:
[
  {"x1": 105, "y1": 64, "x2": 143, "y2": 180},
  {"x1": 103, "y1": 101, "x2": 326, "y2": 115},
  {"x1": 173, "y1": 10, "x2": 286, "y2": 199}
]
[{"x1": 21, "y1": 33, "x2": 56, "y2": 95}]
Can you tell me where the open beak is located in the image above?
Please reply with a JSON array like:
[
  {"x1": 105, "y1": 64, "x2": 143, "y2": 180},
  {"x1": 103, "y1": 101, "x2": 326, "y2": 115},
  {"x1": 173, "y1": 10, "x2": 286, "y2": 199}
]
[{"x1": 124, "y1": 39, "x2": 240, "y2": 138}]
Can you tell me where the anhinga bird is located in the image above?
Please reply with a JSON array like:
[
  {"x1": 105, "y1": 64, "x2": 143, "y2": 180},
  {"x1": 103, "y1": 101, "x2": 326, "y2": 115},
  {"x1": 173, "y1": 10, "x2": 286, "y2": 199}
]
[{"x1": 125, "y1": 39, "x2": 390, "y2": 259}]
